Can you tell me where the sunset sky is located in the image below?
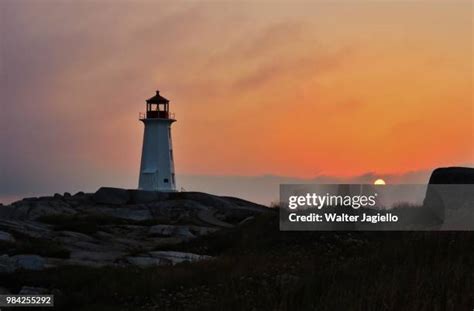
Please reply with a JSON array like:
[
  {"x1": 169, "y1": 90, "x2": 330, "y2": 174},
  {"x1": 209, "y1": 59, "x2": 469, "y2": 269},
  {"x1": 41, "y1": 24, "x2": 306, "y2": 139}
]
[{"x1": 1, "y1": 1, "x2": 472, "y2": 204}]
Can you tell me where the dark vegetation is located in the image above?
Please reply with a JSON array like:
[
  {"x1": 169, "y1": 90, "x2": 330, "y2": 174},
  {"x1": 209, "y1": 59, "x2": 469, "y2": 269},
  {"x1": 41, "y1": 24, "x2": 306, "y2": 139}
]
[
  {"x1": 2, "y1": 211, "x2": 473, "y2": 311},
  {"x1": 0, "y1": 234, "x2": 70, "y2": 259}
]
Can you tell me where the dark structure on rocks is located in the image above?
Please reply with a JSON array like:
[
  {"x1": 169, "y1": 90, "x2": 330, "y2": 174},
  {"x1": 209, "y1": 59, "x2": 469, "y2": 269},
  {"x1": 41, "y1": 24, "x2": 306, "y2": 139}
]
[{"x1": 424, "y1": 167, "x2": 474, "y2": 225}]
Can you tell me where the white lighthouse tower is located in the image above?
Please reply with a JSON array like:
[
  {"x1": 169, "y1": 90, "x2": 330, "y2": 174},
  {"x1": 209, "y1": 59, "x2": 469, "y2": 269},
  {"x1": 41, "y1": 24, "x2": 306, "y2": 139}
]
[{"x1": 138, "y1": 90, "x2": 176, "y2": 191}]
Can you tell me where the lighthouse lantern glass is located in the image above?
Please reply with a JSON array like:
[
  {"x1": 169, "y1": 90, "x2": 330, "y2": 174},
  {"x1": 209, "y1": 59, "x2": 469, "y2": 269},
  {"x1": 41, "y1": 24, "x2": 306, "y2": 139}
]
[{"x1": 146, "y1": 102, "x2": 169, "y2": 119}]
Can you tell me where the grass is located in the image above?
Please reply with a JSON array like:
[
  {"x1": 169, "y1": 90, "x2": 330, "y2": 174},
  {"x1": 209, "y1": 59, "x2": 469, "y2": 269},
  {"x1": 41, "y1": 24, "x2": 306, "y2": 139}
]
[{"x1": 1, "y1": 212, "x2": 473, "y2": 310}]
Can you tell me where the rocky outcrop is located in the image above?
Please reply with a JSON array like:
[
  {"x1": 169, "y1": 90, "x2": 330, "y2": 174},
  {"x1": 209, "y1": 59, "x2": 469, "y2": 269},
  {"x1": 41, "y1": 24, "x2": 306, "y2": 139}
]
[
  {"x1": 0, "y1": 255, "x2": 16, "y2": 273},
  {"x1": 424, "y1": 167, "x2": 474, "y2": 227},
  {"x1": 126, "y1": 251, "x2": 212, "y2": 268},
  {"x1": 0, "y1": 188, "x2": 268, "y2": 272},
  {"x1": 93, "y1": 187, "x2": 131, "y2": 205},
  {"x1": 0, "y1": 231, "x2": 15, "y2": 243},
  {"x1": 14, "y1": 255, "x2": 47, "y2": 271},
  {"x1": 0, "y1": 254, "x2": 46, "y2": 273},
  {"x1": 427, "y1": 167, "x2": 474, "y2": 184},
  {"x1": 18, "y1": 286, "x2": 50, "y2": 295},
  {"x1": 149, "y1": 225, "x2": 196, "y2": 239}
]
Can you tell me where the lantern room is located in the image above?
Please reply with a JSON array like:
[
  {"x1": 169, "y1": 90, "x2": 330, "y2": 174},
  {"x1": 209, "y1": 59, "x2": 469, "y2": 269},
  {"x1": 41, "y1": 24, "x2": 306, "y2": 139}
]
[{"x1": 144, "y1": 90, "x2": 171, "y2": 119}]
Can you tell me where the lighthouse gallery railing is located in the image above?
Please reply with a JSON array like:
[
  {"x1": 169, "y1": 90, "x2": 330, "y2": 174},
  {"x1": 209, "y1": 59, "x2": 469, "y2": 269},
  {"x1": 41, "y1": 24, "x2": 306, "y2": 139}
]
[{"x1": 139, "y1": 112, "x2": 175, "y2": 120}]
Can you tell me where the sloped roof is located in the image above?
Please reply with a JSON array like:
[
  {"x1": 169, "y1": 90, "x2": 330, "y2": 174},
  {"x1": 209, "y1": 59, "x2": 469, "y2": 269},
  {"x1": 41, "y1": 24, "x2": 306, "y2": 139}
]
[{"x1": 146, "y1": 90, "x2": 169, "y2": 103}]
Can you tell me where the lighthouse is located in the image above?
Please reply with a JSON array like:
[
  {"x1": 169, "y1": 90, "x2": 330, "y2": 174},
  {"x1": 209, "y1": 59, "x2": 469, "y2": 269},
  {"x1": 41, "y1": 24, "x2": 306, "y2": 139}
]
[{"x1": 138, "y1": 90, "x2": 176, "y2": 191}]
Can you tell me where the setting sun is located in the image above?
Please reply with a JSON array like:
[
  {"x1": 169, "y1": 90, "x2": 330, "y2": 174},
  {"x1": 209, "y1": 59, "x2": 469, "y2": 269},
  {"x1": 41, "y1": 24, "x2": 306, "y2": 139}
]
[{"x1": 374, "y1": 179, "x2": 386, "y2": 185}]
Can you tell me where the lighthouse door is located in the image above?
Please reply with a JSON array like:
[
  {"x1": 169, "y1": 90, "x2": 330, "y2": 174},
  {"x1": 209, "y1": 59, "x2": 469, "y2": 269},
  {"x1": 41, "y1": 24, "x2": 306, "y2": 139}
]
[{"x1": 141, "y1": 168, "x2": 158, "y2": 190}]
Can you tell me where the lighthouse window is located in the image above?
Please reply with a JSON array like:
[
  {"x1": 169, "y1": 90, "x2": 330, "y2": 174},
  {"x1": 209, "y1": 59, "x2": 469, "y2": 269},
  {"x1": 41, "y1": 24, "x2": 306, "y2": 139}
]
[{"x1": 163, "y1": 178, "x2": 169, "y2": 183}]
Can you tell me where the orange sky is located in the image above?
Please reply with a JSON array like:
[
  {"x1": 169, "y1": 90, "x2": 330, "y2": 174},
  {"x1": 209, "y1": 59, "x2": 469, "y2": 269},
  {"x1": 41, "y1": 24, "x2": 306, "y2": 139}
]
[
  {"x1": 167, "y1": 1, "x2": 473, "y2": 177},
  {"x1": 1, "y1": 0, "x2": 473, "y2": 199}
]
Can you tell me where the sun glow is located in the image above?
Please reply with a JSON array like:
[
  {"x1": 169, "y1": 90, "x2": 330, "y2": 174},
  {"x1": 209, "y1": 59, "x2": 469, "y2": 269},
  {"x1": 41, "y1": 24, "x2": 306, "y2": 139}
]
[{"x1": 374, "y1": 179, "x2": 386, "y2": 185}]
